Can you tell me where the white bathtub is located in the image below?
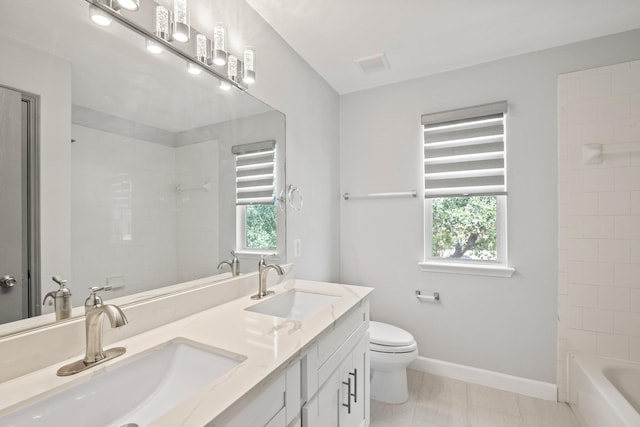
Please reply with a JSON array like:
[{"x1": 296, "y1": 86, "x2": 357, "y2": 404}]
[{"x1": 568, "y1": 353, "x2": 640, "y2": 427}]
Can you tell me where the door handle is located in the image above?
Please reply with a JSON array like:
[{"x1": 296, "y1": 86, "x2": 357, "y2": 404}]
[
  {"x1": 1, "y1": 275, "x2": 17, "y2": 288},
  {"x1": 342, "y1": 377, "x2": 352, "y2": 414}
]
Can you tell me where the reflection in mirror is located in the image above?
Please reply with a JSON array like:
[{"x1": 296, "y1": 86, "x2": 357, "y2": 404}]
[{"x1": 0, "y1": 0, "x2": 286, "y2": 335}]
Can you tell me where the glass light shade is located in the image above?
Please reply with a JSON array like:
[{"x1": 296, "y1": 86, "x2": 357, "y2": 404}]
[
  {"x1": 155, "y1": 5, "x2": 170, "y2": 40},
  {"x1": 172, "y1": 0, "x2": 190, "y2": 42},
  {"x1": 187, "y1": 62, "x2": 202, "y2": 75},
  {"x1": 212, "y1": 24, "x2": 227, "y2": 66},
  {"x1": 219, "y1": 80, "x2": 231, "y2": 90},
  {"x1": 196, "y1": 33, "x2": 209, "y2": 63},
  {"x1": 89, "y1": 5, "x2": 112, "y2": 27},
  {"x1": 227, "y1": 54, "x2": 238, "y2": 82},
  {"x1": 146, "y1": 39, "x2": 163, "y2": 54},
  {"x1": 117, "y1": 0, "x2": 139, "y2": 11},
  {"x1": 242, "y1": 47, "x2": 255, "y2": 84}
]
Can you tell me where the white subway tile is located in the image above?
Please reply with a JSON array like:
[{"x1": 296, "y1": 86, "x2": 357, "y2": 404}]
[
  {"x1": 567, "y1": 238, "x2": 599, "y2": 262},
  {"x1": 568, "y1": 306, "x2": 583, "y2": 329},
  {"x1": 612, "y1": 66, "x2": 640, "y2": 96},
  {"x1": 559, "y1": 271, "x2": 569, "y2": 294},
  {"x1": 614, "y1": 263, "x2": 640, "y2": 287},
  {"x1": 567, "y1": 75, "x2": 580, "y2": 101},
  {"x1": 630, "y1": 94, "x2": 640, "y2": 117},
  {"x1": 582, "y1": 262, "x2": 614, "y2": 286},
  {"x1": 583, "y1": 308, "x2": 614, "y2": 332},
  {"x1": 568, "y1": 284, "x2": 598, "y2": 307},
  {"x1": 598, "y1": 239, "x2": 630, "y2": 263},
  {"x1": 614, "y1": 216, "x2": 640, "y2": 239},
  {"x1": 631, "y1": 192, "x2": 640, "y2": 214},
  {"x1": 568, "y1": 100, "x2": 599, "y2": 124},
  {"x1": 567, "y1": 170, "x2": 583, "y2": 193},
  {"x1": 631, "y1": 337, "x2": 640, "y2": 362},
  {"x1": 630, "y1": 241, "x2": 640, "y2": 263},
  {"x1": 582, "y1": 216, "x2": 614, "y2": 239},
  {"x1": 583, "y1": 170, "x2": 615, "y2": 193},
  {"x1": 631, "y1": 289, "x2": 640, "y2": 313},
  {"x1": 614, "y1": 167, "x2": 640, "y2": 192},
  {"x1": 613, "y1": 118, "x2": 640, "y2": 144},
  {"x1": 567, "y1": 261, "x2": 583, "y2": 284},
  {"x1": 579, "y1": 72, "x2": 612, "y2": 100},
  {"x1": 567, "y1": 216, "x2": 583, "y2": 238},
  {"x1": 597, "y1": 97, "x2": 630, "y2": 121},
  {"x1": 568, "y1": 192, "x2": 598, "y2": 215},
  {"x1": 614, "y1": 311, "x2": 640, "y2": 336},
  {"x1": 567, "y1": 329, "x2": 598, "y2": 353},
  {"x1": 575, "y1": 121, "x2": 614, "y2": 146},
  {"x1": 598, "y1": 286, "x2": 630, "y2": 311},
  {"x1": 598, "y1": 191, "x2": 630, "y2": 215},
  {"x1": 597, "y1": 333, "x2": 629, "y2": 359}
]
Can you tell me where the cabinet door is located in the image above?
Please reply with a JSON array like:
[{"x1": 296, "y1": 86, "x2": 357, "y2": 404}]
[
  {"x1": 338, "y1": 333, "x2": 368, "y2": 427},
  {"x1": 303, "y1": 368, "x2": 340, "y2": 427}
]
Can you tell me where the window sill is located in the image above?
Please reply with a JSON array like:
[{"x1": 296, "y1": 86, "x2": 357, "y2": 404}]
[{"x1": 418, "y1": 261, "x2": 515, "y2": 278}]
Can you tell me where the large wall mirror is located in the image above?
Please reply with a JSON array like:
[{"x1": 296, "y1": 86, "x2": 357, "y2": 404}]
[{"x1": 0, "y1": 0, "x2": 286, "y2": 335}]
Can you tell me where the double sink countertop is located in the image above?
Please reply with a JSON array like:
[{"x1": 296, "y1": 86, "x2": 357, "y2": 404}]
[{"x1": 0, "y1": 279, "x2": 373, "y2": 426}]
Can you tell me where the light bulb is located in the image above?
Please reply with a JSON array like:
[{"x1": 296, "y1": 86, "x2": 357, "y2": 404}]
[
  {"x1": 155, "y1": 5, "x2": 169, "y2": 40},
  {"x1": 227, "y1": 54, "x2": 238, "y2": 82},
  {"x1": 172, "y1": 0, "x2": 190, "y2": 42},
  {"x1": 212, "y1": 24, "x2": 227, "y2": 66},
  {"x1": 117, "y1": 0, "x2": 139, "y2": 11},
  {"x1": 243, "y1": 47, "x2": 256, "y2": 84},
  {"x1": 187, "y1": 62, "x2": 202, "y2": 75},
  {"x1": 146, "y1": 40, "x2": 163, "y2": 54},
  {"x1": 89, "y1": 5, "x2": 112, "y2": 26},
  {"x1": 220, "y1": 80, "x2": 231, "y2": 90},
  {"x1": 196, "y1": 33, "x2": 209, "y2": 63}
]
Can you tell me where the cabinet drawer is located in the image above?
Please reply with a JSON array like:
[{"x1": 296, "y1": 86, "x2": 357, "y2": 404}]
[{"x1": 317, "y1": 301, "x2": 369, "y2": 364}]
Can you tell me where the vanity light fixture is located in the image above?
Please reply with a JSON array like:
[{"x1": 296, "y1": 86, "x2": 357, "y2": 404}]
[
  {"x1": 116, "y1": 0, "x2": 139, "y2": 11},
  {"x1": 242, "y1": 47, "x2": 256, "y2": 84},
  {"x1": 155, "y1": 5, "x2": 170, "y2": 40},
  {"x1": 212, "y1": 23, "x2": 227, "y2": 66},
  {"x1": 89, "y1": 0, "x2": 119, "y2": 27},
  {"x1": 187, "y1": 62, "x2": 202, "y2": 75},
  {"x1": 172, "y1": 0, "x2": 190, "y2": 42}
]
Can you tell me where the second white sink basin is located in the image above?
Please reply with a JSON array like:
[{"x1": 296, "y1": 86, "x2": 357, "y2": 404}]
[
  {"x1": 0, "y1": 339, "x2": 245, "y2": 427},
  {"x1": 246, "y1": 290, "x2": 340, "y2": 321}
]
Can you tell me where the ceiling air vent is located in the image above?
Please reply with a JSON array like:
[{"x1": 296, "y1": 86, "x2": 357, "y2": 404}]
[{"x1": 355, "y1": 53, "x2": 391, "y2": 75}]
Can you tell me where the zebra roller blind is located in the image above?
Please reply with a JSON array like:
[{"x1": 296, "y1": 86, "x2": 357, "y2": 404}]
[
  {"x1": 232, "y1": 139, "x2": 276, "y2": 205},
  {"x1": 422, "y1": 101, "x2": 507, "y2": 198}
]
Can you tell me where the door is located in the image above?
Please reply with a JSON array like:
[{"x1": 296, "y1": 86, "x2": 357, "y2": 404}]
[{"x1": 0, "y1": 86, "x2": 27, "y2": 323}]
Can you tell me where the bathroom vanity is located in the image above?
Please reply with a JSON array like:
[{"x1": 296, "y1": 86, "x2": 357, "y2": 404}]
[{"x1": 0, "y1": 274, "x2": 372, "y2": 427}]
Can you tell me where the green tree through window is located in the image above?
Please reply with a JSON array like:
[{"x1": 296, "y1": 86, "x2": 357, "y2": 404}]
[
  {"x1": 432, "y1": 196, "x2": 497, "y2": 260},
  {"x1": 245, "y1": 204, "x2": 277, "y2": 250}
]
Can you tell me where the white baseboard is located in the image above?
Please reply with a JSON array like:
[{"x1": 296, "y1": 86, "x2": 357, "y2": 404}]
[{"x1": 409, "y1": 356, "x2": 558, "y2": 401}]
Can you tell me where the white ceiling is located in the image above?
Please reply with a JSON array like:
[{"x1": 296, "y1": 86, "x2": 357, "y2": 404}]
[{"x1": 246, "y1": 0, "x2": 640, "y2": 94}]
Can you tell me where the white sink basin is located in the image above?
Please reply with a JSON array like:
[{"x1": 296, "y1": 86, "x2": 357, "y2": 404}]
[
  {"x1": 246, "y1": 290, "x2": 340, "y2": 321},
  {"x1": 0, "y1": 340, "x2": 245, "y2": 427}
]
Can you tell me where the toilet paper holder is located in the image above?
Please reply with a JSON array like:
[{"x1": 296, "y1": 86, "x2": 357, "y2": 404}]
[{"x1": 415, "y1": 290, "x2": 440, "y2": 302}]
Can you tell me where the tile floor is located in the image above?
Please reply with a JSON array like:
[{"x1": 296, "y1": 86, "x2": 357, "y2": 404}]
[{"x1": 370, "y1": 370, "x2": 580, "y2": 427}]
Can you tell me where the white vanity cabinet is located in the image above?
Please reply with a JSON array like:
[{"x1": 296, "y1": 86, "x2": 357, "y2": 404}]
[{"x1": 302, "y1": 300, "x2": 370, "y2": 427}]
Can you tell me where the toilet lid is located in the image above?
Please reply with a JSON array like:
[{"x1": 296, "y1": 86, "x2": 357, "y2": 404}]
[
  {"x1": 370, "y1": 341, "x2": 418, "y2": 353},
  {"x1": 369, "y1": 321, "x2": 415, "y2": 347}
]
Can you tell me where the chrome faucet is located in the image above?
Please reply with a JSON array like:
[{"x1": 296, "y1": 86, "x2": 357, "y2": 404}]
[
  {"x1": 251, "y1": 255, "x2": 284, "y2": 300},
  {"x1": 57, "y1": 286, "x2": 128, "y2": 376},
  {"x1": 217, "y1": 250, "x2": 240, "y2": 276}
]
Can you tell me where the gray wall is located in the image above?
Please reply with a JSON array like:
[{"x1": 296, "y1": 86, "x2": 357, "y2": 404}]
[{"x1": 339, "y1": 29, "x2": 640, "y2": 383}]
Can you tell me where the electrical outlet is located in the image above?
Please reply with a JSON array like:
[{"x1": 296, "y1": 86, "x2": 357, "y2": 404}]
[{"x1": 294, "y1": 239, "x2": 302, "y2": 258}]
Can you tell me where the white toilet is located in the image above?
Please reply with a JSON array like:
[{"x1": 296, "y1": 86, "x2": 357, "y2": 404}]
[{"x1": 369, "y1": 321, "x2": 418, "y2": 404}]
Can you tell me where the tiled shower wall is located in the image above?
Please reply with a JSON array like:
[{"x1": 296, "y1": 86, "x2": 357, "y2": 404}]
[{"x1": 557, "y1": 60, "x2": 640, "y2": 401}]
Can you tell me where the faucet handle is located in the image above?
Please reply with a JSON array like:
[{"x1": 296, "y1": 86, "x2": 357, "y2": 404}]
[
  {"x1": 85, "y1": 286, "x2": 113, "y2": 307},
  {"x1": 52, "y1": 275, "x2": 68, "y2": 286}
]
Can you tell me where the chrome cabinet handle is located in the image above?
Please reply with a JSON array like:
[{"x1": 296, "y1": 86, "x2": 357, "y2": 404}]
[
  {"x1": 1, "y1": 275, "x2": 17, "y2": 288},
  {"x1": 342, "y1": 377, "x2": 352, "y2": 414},
  {"x1": 350, "y1": 369, "x2": 358, "y2": 403}
]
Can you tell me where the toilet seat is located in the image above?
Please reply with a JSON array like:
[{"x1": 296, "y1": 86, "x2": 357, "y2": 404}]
[{"x1": 369, "y1": 321, "x2": 417, "y2": 353}]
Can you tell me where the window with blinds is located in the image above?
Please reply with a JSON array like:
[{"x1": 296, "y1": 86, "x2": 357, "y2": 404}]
[
  {"x1": 422, "y1": 101, "x2": 507, "y2": 198},
  {"x1": 232, "y1": 139, "x2": 276, "y2": 206}
]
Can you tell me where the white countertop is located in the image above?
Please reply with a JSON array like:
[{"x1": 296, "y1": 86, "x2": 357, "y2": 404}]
[{"x1": 0, "y1": 279, "x2": 372, "y2": 426}]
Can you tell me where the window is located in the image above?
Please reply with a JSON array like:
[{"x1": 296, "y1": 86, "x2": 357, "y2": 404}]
[
  {"x1": 233, "y1": 140, "x2": 278, "y2": 253},
  {"x1": 420, "y1": 101, "x2": 514, "y2": 277}
]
